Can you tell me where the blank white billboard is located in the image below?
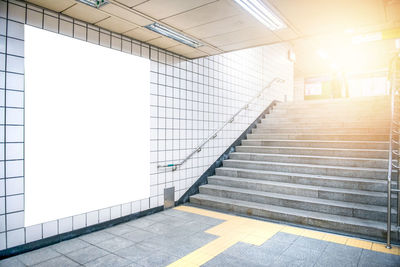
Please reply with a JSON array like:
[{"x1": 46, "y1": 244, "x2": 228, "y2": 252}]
[{"x1": 24, "y1": 25, "x2": 150, "y2": 226}]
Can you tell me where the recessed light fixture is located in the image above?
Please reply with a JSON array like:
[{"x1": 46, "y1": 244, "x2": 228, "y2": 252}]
[
  {"x1": 76, "y1": 0, "x2": 108, "y2": 8},
  {"x1": 233, "y1": 0, "x2": 286, "y2": 31},
  {"x1": 145, "y1": 23, "x2": 202, "y2": 48}
]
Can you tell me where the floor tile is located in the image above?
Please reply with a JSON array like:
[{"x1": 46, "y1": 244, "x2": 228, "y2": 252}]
[
  {"x1": 105, "y1": 224, "x2": 136, "y2": 236},
  {"x1": 270, "y1": 255, "x2": 317, "y2": 267},
  {"x1": 267, "y1": 232, "x2": 299, "y2": 244},
  {"x1": 84, "y1": 254, "x2": 132, "y2": 267},
  {"x1": 17, "y1": 247, "x2": 60, "y2": 266},
  {"x1": 114, "y1": 244, "x2": 156, "y2": 262},
  {"x1": 50, "y1": 238, "x2": 90, "y2": 254},
  {"x1": 79, "y1": 230, "x2": 116, "y2": 245},
  {"x1": 281, "y1": 245, "x2": 322, "y2": 262},
  {"x1": 224, "y1": 244, "x2": 278, "y2": 266},
  {"x1": 358, "y1": 249, "x2": 400, "y2": 267},
  {"x1": 135, "y1": 251, "x2": 178, "y2": 267},
  {"x1": 121, "y1": 228, "x2": 156, "y2": 243},
  {"x1": 314, "y1": 253, "x2": 359, "y2": 267},
  {"x1": 125, "y1": 218, "x2": 156, "y2": 229},
  {"x1": 291, "y1": 236, "x2": 329, "y2": 252},
  {"x1": 322, "y1": 242, "x2": 362, "y2": 262},
  {"x1": 259, "y1": 238, "x2": 292, "y2": 255},
  {"x1": 202, "y1": 253, "x2": 265, "y2": 267},
  {"x1": 34, "y1": 255, "x2": 80, "y2": 267},
  {"x1": 66, "y1": 245, "x2": 109, "y2": 264},
  {"x1": 96, "y1": 236, "x2": 135, "y2": 252},
  {"x1": 0, "y1": 256, "x2": 25, "y2": 267}
]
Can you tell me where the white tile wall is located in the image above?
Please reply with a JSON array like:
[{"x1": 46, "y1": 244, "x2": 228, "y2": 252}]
[{"x1": 0, "y1": 0, "x2": 293, "y2": 251}]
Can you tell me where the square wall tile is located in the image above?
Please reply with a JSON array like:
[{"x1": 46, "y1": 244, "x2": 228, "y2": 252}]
[
  {"x1": 6, "y1": 55, "x2": 24, "y2": 74},
  {"x1": 73, "y1": 214, "x2": 86, "y2": 230},
  {"x1": 43, "y1": 14, "x2": 58, "y2": 33},
  {"x1": 8, "y1": 2, "x2": 26, "y2": 23},
  {"x1": 121, "y1": 203, "x2": 130, "y2": 216},
  {"x1": 26, "y1": 8, "x2": 43, "y2": 28},
  {"x1": 7, "y1": 228, "x2": 24, "y2": 248},
  {"x1": 6, "y1": 125, "x2": 24, "y2": 142},
  {"x1": 25, "y1": 224, "x2": 42, "y2": 243},
  {"x1": 6, "y1": 37, "x2": 24, "y2": 57},
  {"x1": 43, "y1": 220, "x2": 58, "y2": 238},
  {"x1": 6, "y1": 160, "x2": 23, "y2": 178},
  {"x1": 99, "y1": 208, "x2": 110, "y2": 223},
  {"x1": 0, "y1": 197, "x2": 4, "y2": 214},
  {"x1": 86, "y1": 211, "x2": 98, "y2": 226},
  {"x1": 0, "y1": 232, "x2": 4, "y2": 250},
  {"x1": 7, "y1": 20, "x2": 24, "y2": 40},
  {"x1": 6, "y1": 143, "x2": 23, "y2": 160},
  {"x1": 59, "y1": 217, "x2": 73, "y2": 234},
  {"x1": 131, "y1": 200, "x2": 140, "y2": 213},
  {"x1": 6, "y1": 177, "x2": 23, "y2": 196},
  {"x1": 6, "y1": 107, "x2": 24, "y2": 125},
  {"x1": 6, "y1": 194, "x2": 23, "y2": 213},
  {"x1": 59, "y1": 19, "x2": 73, "y2": 37},
  {"x1": 110, "y1": 205, "x2": 121, "y2": 220},
  {"x1": 6, "y1": 72, "x2": 24, "y2": 91},
  {"x1": 6, "y1": 211, "x2": 24, "y2": 230},
  {"x1": 0, "y1": 215, "x2": 4, "y2": 232}
]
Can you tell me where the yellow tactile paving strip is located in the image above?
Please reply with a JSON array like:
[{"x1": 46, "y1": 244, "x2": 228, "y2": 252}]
[{"x1": 167, "y1": 205, "x2": 400, "y2": 267}]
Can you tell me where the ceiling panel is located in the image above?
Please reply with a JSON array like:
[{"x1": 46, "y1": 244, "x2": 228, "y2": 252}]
[
  {"x1": 123, "y1": 27, "x2": 160, "y2": 41},
  {"x1": 182, "y1": 50, "x2": 208, "y2": 58},
  {"x1": 268, "y1": 0, "x2": 386, "y2": 35},
  {"x1": 113, "y1": 0, "x2": 148, "y2": 8},
  {"x1": 161, "y1": 0, "x2": 242, "y2": 30},
  {"x1": 133, "y1": 0, "x2": 217, "y2": 20},
  {"x1": 184, "y1": 13, "x2": 260, "y2": 39},
  {"x1": 101, "y1": 3, "x2": 152, "y2": 26},
  {"x1": 273, "y1": 27, "x2": 299, "y2": 41},
  {"x1": 219, "y1": 35, "x2": 281, "y2": 51},
  {"x1": 197, "y1": 45, "x2": 222, "y2": 55},
  {"x1": 62, "y1": 3, "x2": 109, "y2": 24},
  {"x1": 95, "y1": 16, "x2": 136, "y2": 33},
  {"x1": 147, "y1": 36, "x2": 182, "y2": 49},
  {"x1": 167, "y1": 44, "x2": 198, "y2": 55},
  {"x1": 27, "y1": 0, "x2": 76, "y2": 12},
  {"x1": 202, "y1": 26, "x2": 279, "y2": 47}
]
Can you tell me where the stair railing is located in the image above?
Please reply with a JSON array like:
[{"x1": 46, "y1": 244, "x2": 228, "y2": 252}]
[
  {"x1": 157, "y1": 77, "x2": 285, "y2": 171},
  {"x1": 386, "y1": 53, "x2": 400, "y2": 249}
]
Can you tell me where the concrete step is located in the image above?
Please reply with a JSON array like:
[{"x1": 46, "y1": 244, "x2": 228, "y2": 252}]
[
  {"x1": 247, "y1": 133, "x2": 389, "y2": 141},
  {"x1": 206, "y1": 175, "x2": 395, "y2": 206},
  {"x1": 241, "y1": 140, "x2": 389, "y2": 149},
  {"x1": 262, "y1": 117, "x2": 391, "y2": 124},
  {"x1": 271, "y1": 107, "x2": 391, "y2": 116},
  {"x1": 215, "y1": 167, "x2": 391, "y2": 192},
  {"x1": 199, "y1": 183, "x2": 396, "y2": 222},
  {"x1": 222, "y1": 159, "x2": 392, "y2": 179},
  {"x1": 189, "y1": 194, "x2": 398, "y2": 240},
  {"x1": 229, "y1": 152, "x2": 389, "y2": 168},
  {"x1": 252, "y1": 127, "x2": 390, "y2": 135},
  {"x1": 236, "y1": 146, "x2": 388, "y2": 159},
  {"x1": 256, "y1": 121, "x2": 391, "y2": 129},
  {"x1": 270, "y1": 109, "x2": 390, "y2": 117},
  {"x1": 276, "y1": 97, "x2": 390, "y2": 108},
  {"x1": 266, "y1": 111, "x2": 390, "y2": 121}
]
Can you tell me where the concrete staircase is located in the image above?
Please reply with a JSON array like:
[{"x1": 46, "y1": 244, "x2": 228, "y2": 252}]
[{"x1": 190, "y1": 96, "x2": 399, "y2": 241}]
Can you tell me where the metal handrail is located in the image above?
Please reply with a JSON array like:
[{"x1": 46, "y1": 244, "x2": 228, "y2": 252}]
[
  {"x1": 157, "y1": 77, "x2": 286, "y2": 171},
  {"x1": 386, "y1": 54, "x2": 400, "y2": 249}
]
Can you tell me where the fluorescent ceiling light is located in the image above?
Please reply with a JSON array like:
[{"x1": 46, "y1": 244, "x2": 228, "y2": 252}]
[
  {"x1": 145, "y1": 23, "x2": 202, "y2": 48},
  {"x1": 76, "y1": 0, "x2": 108, "y2": 8},
  {"x1": 233, "y1": 0, "x2": 286, "y2": 30}
]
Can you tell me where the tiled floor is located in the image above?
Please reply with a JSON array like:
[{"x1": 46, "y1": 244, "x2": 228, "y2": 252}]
[{"x1": 1, "y1": 205, "x2": 399, "y2": 267}]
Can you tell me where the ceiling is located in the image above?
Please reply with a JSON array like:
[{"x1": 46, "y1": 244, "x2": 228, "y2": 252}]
[{"x1": 27, "y1": 0, "x2": 400, "y2": 77}]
